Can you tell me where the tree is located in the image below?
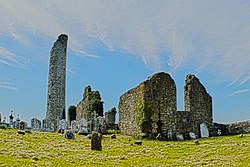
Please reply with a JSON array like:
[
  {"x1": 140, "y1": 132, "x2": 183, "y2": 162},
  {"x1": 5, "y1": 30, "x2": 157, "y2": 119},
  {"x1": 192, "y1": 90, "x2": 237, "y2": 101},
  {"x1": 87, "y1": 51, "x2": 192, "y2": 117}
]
[{"x1": 68, "y1": 105, "x2": 76, "y2": 125}]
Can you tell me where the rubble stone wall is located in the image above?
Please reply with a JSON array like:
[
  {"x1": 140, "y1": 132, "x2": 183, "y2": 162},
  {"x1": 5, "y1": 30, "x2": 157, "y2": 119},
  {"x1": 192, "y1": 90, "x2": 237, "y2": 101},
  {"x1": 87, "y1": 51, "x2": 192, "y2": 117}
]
[
  {"x1": 119, "y1": 72, "x2": 177, "y2": 137},
  {"x1": 184, "y1": 74, "x2": 213, "y2": 137},
  {"x1": 119, "y1": 72, "x2": 213, "y2": 140},
  {"x1": 76, "y1": 86, "x2": 103, "y2": 123}
]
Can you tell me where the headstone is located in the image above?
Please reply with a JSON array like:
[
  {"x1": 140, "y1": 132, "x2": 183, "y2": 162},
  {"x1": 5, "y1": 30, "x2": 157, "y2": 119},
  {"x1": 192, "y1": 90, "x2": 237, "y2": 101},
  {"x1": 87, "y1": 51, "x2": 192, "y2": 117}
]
[
  {"x1": 64, "y1": 130, "x2": 75, "y2": 139},
  {"x1": 176, "y1": 134, "x2": 184, "y2": 141},
  {"x1": 42, "y1": 119, "x2": 54, "y2": 132},
  {"x1": 91, "y1": 131, "x2": 102, "y2": 151},
  {"x1": 156, "y1": 133, "x2": 162, "y2": 140},
  {"x1": 71, "y1": 120, "x2": 77, "y2": 133},
  {"x1": 217, "y1": 129, "x2": 222, "y2": 136},
  {"x1": 58, "y1": 119, "x2": 67, "y2": 132},
  {"x1": 167, "y1": 130, "x2": 173, "y2": 140},
  {"x1": 79, "y1": 118, "x2": 87, "y2": 131},
  {"x1": 200, "y1": 123, "x2": 209, "y2": 138},
  {"x1": 189, "y1": 132, "x2": 196, "y2": 139},
  {"x1": 20, "y1": 121, "x2": 27, "y2": 130},
  {"x1": 97, "y1": 116, "x2": 106, "y2": 133},
  {"x1": 31, "y1": 118, "x2": 41, "y2": 131}
]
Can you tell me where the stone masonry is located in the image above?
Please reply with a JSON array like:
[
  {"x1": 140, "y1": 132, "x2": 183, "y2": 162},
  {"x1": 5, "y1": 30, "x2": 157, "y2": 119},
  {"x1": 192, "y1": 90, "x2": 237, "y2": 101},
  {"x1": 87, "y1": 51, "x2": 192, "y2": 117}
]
[
  {"x1": 119, "y1": 72, "x2": 213, "y2": 139},
  {"x1": 105, "y1": 107, "x2": 117, "y2": 129},
  {"x1": 76, "y1": 86, "x2": 104, "y2": 123},
  {"x1": 46, "y1": 34, "x2": 68, "y2": 131},
  {"x1": 183, "y1": 74, "x2": 213, "y2": 137}
]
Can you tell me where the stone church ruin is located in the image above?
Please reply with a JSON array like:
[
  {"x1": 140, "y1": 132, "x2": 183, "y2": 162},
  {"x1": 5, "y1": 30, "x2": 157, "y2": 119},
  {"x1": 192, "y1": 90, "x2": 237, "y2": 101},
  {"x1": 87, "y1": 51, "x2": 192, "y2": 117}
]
[{"x1": 119, "y1": 72, "x2": 213, "y2": 140}]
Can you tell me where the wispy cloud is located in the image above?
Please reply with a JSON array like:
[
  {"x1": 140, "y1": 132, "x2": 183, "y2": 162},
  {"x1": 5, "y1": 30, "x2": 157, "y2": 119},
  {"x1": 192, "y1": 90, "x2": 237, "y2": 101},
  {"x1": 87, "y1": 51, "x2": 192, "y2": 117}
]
[
  {"x1": 0, "y1": 46, "x2": 28, "y2": 69},
  {"x1": 228, "y1": 89, "x2": 250, "y2": 97},
  {"x1": 0, "y1": 1, "x2": 250, "y2": 84},
  {"x1": 0, "y1": 81, "x2": 17, "y2": 91}
]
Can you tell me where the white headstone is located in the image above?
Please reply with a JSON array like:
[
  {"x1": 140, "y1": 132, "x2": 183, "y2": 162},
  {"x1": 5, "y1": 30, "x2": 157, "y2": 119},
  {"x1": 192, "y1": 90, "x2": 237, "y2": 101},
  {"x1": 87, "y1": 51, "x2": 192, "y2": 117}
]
[
  {"x1": 217, "y1": 129, "x2": 222, "y2": 136},
  {"x1": 59, "y1": 119, "x2": 67, "y2": 131},
  {"x1": 200, "y1": 123, "x2": 209, "y2": 138},
  {"x1": 176, "y1": 134, "x2": 184, "y2": 141},
  {"x1": 167, "y1": 130, "x2": 173, "y2": 140},
  {"x1": 71, "y1": 120, "x2": 78, "y2": 133},
  {"x1": 189, "y1": 132, "x2": 196, "y2": 139},
  {"x1": 79, "y1": 118, "x2": 87, "y2": 130}
]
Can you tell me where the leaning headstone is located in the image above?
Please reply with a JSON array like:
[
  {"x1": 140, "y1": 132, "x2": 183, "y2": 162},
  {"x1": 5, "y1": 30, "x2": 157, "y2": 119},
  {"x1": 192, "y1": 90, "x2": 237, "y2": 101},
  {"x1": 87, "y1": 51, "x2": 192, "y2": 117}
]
[
  {"x1": 64, "y1": 130, "x2": 75, "y2": 139},
  {"x1": 200, "y1": 123, "x2": 209, "y2": 138},
  {"x1": 156, "y1": 133, "x2": 162, "y2": 140},
  {"x1": 176, "y1": 134, "x2": 184, "y2": 141},
  {"x1": 31, "y1": 118, "x2": 41, "y2": 131},
  {"x1": 189, "y1": 132, "x2": 196, "y2": 139},
  {"x1": 91, "y1": 131, "x2": 102, "y2": 151},
  {"x1": 71, "y1": 120, "x2": 78, "y2": 133}
]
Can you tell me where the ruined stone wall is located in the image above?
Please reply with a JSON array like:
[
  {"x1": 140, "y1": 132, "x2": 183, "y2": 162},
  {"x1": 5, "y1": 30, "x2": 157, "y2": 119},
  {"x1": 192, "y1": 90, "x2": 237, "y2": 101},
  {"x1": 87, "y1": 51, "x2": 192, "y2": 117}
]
[
  {"x1": 105, "y1": 107, "x2": 117, "y2": 129},
  {"x1": 118, "y1": 84, "x2": 144, "y2": 137},
  {"x1": 226, "y1": 121, "x2": 250, "y2": 134},
  {"x1": 184, "y1": 74, "x2": 213, "y2": 137},
  {"x1": 119, "y1": 72, "x2": 177, "y2": 137},
  {"x1": 46, "y1": 34, "x2": 68, "y2": 130},
  {"x1": 175, "y1": 111, "x2": 192, "y2": 135},
  {"x1": 76, "y1": 86, "x2": 103, "y2": 123}
]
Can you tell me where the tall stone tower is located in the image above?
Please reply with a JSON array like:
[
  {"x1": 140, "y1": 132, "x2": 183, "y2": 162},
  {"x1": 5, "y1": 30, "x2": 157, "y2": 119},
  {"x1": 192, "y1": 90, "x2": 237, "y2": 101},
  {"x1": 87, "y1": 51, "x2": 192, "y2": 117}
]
[{"x1": 46, "y1": 34, "x2": 68, "y2": 130}]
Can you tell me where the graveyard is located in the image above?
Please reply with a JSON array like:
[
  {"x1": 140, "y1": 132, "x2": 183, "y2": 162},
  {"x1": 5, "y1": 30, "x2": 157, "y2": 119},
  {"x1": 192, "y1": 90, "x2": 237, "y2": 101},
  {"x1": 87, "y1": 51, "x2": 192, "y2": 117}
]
[{"x1": 0, "y1": 129, "x2": 249, "y2": 166}]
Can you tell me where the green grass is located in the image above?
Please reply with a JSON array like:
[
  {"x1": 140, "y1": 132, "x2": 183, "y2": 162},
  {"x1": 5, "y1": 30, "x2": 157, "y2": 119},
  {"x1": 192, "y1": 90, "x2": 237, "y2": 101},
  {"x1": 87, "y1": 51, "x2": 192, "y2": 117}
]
[{"x1": 0, "y1": 129, "x2": 249, "y2": 166}]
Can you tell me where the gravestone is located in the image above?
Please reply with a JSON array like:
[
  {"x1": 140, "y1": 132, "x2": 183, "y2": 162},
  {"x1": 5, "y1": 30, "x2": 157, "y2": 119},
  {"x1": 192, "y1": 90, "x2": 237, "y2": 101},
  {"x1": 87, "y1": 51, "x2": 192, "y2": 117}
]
[
  {"x1": 217, "y1": 129, "x2": 222, "y2": 136},
  {"x1": 31, "y1": 118, "x2": 41, "y2": 131},
  {"x1": 71, "y1": 120, "x2": 78, "y2": 133},
  {"x1": 90, "y1": 111, "x2": 99, "y2": 132},
  {"x1": 200, "y1": 123, "x2": 209, "y2": 138},
  {"x1": 189, "y1": 132, "x2": 196, "y2": 139},
  {"x1": 42, "y1": 119, "x2": 54, "y2": 132},
  {"x1": 20, "y1": 121, "x2": 27, "y2": 130},
  {"x1": 91, "y1": 131, "x2": 102, "y2": 151},
  {"x1": 64, "y1": 130, "x2": 75, "y2": 139},
  {"x1": 79, "y1": 118, "x2": 88, "y2": 131},
  {"x1": 167, "y1": 130, "x2": 173, "y2": 140},
  {"x1": 176, "y1": 134, "x2": 184, "y2": 141},
  {"x1": 58, "y1": 119, "x2": 67, "y2": 132},
  {"x1": 97, "y1": 116, "x2": 106, "y2": 133}
]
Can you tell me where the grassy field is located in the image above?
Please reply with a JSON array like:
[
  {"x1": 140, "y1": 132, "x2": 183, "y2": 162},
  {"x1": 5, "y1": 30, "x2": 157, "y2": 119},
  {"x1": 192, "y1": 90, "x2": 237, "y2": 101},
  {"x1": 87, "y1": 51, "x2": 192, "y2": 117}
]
[{"x1": 0, "y1": 129, "x2": 249, "y2": 167}]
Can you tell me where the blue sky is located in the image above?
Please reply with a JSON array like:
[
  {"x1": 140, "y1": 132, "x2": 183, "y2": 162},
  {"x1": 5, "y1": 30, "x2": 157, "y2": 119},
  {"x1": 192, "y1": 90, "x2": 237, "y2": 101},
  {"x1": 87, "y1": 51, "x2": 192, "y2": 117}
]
[{"x1": 0, "y1": 1, "x2": 250, "y2": 124}]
